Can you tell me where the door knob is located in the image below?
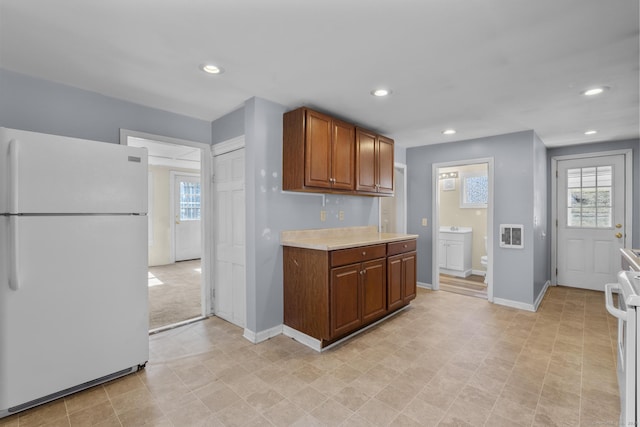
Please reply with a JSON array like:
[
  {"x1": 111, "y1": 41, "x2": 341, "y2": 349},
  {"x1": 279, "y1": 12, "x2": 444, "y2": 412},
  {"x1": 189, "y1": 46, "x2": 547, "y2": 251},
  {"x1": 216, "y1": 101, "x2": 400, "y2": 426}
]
[
  {"x1": 615, "y1": 232, "x2": 623, "y2": 238},
  {"x1": 616, "y1": 224, "x2": 622, "y2": 228}
]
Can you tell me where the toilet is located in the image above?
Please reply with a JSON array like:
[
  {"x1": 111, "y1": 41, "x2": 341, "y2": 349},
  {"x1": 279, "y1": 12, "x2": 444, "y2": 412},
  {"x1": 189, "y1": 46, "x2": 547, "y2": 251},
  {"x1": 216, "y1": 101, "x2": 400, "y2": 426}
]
[{"x1": 480, "y1": 236, "x2": 488, "y2": 282}]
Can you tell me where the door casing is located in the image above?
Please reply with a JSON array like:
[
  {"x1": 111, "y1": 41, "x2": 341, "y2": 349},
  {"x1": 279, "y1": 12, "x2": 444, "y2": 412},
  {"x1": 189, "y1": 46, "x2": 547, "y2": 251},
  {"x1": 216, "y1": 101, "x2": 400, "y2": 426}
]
[{"x1": 551, "y1": 149, "x2": 633, "y2": 286}]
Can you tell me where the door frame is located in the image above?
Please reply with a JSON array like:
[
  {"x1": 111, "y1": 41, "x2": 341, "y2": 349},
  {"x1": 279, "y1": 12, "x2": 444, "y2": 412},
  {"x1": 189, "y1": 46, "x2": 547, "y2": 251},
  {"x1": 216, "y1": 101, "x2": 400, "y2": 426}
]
[
  {"x1": 211, "y1": 135, "x2": 246, "y2": 324},
  {"x1": 170, "y1": 171, "x2": 201, "y2": 263},
  {"x1": 378, "y1": 162, "x2": 407, "y2": 233},
  {"x1": 119, "y1": 129, "x2": 214, "y2": 317},
  {"x1": 551, "y1": 149, "x2": 633, "y2": 286},
  {"x1": 431, "y1": 157, "x2": 495, "y2": 302}
]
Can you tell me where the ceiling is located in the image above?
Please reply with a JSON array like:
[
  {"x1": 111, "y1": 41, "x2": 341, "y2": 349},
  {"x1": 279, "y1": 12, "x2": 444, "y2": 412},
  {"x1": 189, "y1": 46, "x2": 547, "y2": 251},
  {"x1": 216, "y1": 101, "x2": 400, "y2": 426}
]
[{"x1": 1, "y1": 0, "x2": 638, "y2": 148}]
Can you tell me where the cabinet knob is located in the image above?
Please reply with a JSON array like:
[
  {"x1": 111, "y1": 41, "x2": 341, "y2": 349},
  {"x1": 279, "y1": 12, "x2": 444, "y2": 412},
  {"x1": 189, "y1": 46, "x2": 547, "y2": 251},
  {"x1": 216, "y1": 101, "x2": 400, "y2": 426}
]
[
  {"x1": 403, "y1": 244, "x2": 407, "y2": 248},
  {"x1": 362, "y1": 251, "x2": 366, "y2": 256}
]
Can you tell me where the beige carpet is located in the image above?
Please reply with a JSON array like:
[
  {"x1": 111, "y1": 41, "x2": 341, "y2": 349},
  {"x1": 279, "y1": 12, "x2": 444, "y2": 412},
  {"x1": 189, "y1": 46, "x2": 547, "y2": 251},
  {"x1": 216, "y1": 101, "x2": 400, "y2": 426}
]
[
  {"x1": 440, "y1": 273, "x2": 487, "y2": 299},
  {"x1": 148, "y1": 259, "x2": 202, "y2": 330}
]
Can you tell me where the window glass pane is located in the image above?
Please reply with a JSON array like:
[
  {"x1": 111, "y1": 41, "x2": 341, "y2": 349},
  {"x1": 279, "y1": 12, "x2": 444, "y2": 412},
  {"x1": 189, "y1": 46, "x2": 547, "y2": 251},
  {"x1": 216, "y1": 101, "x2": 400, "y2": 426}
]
[
  {"x1": 464, "y1": 176, "x2": 488, "y2": 204},
  {"x1": 179, "y1": 181, "x2": 201, "y2": 221},
  {"x1": 580, "y1": 188, "x2": 596, "y2": 207},
  {"x1": 581, "y1": 208, "x2": 596, "y2": 227},
  {"x1": 597, "y1": 187, "x2": 611, "y2": 207},
  {"x1": 568, "y1": 189, "x2": 582, "y2": 208},
  {"x1": 567, "y1": 169, "x2": 581, "y2": 188},
  {"x1": 597, "y1": 166, "x2": 612, "y2": 187},
  {"x1": 582, "y1": 167, "x2": 596, "y2": 187},
  {"x1": 567, "y1": 208, "x2": 581, "y2": 227},
  {"x1": 597, "y1": 208, "x2": 612, "y2": 228}
]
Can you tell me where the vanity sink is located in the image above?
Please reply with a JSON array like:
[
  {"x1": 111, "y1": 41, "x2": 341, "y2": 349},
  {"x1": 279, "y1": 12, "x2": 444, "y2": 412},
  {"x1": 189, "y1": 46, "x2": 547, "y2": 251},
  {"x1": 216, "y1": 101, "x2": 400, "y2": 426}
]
[{"x1": 439, "y1": 226, "x2": 472, "y2": 233}]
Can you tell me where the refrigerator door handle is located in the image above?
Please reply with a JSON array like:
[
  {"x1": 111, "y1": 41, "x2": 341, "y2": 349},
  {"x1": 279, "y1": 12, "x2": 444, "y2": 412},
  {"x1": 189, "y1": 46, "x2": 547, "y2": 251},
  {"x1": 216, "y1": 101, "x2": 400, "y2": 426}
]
[
  {"x1": 8, "y1": 216, "x2": 20, "y2": 291},
  {"x1": 8, "y1": 138, "x2": 19, "y2": 213}
]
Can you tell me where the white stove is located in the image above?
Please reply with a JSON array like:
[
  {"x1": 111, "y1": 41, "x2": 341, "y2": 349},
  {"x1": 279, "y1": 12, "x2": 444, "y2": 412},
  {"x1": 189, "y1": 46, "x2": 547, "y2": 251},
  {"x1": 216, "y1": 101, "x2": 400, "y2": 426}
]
[{"x1": 605, "y1": 270, "x2": 640, "y2": 426}]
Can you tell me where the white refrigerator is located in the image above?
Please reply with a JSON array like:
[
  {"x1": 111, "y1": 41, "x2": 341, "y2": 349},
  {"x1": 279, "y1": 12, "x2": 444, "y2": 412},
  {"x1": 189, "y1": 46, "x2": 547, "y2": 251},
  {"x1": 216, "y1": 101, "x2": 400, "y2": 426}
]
[{"x1": 0, "y1": 127, "x2": 149, "y2": 418}]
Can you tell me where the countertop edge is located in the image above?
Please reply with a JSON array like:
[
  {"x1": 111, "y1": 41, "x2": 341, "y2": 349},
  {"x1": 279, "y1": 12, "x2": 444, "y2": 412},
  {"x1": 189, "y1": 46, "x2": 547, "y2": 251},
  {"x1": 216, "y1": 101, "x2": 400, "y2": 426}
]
[{"x1": 281, "y1": 234, "x2": 419, "y2": 251}]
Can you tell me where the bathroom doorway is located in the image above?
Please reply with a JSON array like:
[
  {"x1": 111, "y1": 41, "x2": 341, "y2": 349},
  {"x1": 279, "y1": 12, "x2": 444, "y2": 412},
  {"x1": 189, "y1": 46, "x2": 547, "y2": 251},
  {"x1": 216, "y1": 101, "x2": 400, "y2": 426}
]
[{"x1": 432, "y1": 159, "x2": 494, "y2": 301}]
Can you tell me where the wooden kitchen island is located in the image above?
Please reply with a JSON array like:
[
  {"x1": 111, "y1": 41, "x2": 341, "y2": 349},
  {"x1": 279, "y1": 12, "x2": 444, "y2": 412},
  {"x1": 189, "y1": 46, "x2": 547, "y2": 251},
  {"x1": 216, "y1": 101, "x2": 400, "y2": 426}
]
[{"x1": 281, "y1": 226, "x2": 418, "y2": 351}]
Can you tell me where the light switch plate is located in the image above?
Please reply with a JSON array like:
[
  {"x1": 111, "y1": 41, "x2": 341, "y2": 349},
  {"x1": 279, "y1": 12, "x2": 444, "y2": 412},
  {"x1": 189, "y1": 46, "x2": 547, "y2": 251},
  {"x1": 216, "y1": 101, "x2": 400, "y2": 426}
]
[{"x1": 500, "y1": 224, "x2": 524, "y2": 248}]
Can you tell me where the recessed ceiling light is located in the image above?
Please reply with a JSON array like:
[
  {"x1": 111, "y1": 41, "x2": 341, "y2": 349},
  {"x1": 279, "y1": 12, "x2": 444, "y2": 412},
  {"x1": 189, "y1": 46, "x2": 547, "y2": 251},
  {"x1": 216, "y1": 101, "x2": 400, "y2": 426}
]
[
  {"x1": 200, "y1": 64, "x2": 224, "y2": 74},
  {"x1": 582, "y1": 86, "x2": 608, "y2": 96},
  {"x1": 442, "y1": 129, "x2": 456, "y2": 135},
  {"x1": 371, "y1": 89, "x2": 391, "y2": 97},
  {"x1": 584, "y1": 130, "x2": 598, "y2": 135}
]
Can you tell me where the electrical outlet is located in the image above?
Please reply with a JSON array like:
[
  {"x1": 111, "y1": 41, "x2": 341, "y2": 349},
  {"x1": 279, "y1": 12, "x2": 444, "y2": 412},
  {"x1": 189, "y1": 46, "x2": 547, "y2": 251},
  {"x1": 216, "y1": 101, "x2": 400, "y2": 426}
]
[
  {"x1": 320, "y1": 210, "x2": 326, "y2": 222},
  {"x1": 422, "y1": 218, "x2": 428, "y2": 226},
  {"x1": 339, "y1": 211, "x2": 344, "y2": 221}
]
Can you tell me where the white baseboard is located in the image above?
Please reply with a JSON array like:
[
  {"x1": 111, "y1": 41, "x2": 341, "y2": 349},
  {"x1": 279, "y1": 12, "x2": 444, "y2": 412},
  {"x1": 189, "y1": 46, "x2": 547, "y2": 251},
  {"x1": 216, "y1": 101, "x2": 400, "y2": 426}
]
[
  {"x1": 282, "y1": 325, "x2": 322, "y2": 352},
  {"x1": 243, "y1": 324, "x2": 283, "y2": 344},
  {"x1": 472, "y1": 269, "x2": 487, "y2": 276},
  {"x1": 283, "y1": 306, "x2": 409, "y2": 352},
  {"x1": 533, "y1": 280, "x2": 551, "y2": 311},
  {"x1": 493, "y1": 297, "x2": 536, "y2": 312},
  {"x1": 417, "y1": 281, "x2": 433, "y2": 290}
]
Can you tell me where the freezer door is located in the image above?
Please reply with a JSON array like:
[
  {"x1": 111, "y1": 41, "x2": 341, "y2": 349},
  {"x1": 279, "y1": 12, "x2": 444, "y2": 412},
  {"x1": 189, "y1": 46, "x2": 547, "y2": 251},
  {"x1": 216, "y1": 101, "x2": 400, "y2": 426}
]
[
  {"x1": 0, "y1": 215, "x2": 148, "y2": 410},
  {"x1": 0, "y1": 127, "x2": 147, "y2": 214}
]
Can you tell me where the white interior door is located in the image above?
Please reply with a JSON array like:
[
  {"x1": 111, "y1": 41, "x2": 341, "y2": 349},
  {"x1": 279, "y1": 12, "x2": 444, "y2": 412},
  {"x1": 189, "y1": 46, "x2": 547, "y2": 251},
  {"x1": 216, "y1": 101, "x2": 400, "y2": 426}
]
[
  {"x1": 213, "y1": 148, "x2": 246, "y2": 327},
  {"x1": 557, "y1": 154, "x2": 626, "y2": 291},
  {"x1": 173, "y1": 174, "x2": 201, "y2": 261}
]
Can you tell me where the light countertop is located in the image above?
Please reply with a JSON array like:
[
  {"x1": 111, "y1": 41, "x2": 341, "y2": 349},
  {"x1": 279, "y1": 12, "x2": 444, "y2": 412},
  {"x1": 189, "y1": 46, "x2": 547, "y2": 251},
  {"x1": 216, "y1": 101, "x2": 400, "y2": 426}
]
[{"x1": 281, "y1": 226, "x2": 418, "y2": 251}]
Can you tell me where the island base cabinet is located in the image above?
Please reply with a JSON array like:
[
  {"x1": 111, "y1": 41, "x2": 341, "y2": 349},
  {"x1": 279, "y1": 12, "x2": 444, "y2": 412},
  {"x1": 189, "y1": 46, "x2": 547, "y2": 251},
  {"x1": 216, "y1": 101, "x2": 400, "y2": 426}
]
[{"x1": 283, "y1": 238, "x2": 417, "y2": 349}]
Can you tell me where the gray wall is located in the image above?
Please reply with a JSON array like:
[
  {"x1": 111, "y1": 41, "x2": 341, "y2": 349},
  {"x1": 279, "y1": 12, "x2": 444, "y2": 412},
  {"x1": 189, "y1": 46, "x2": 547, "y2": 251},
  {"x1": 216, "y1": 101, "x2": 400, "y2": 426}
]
[
  {"x1": 0, "y1": 69, "x2": 211, "y2": 145},
  {"x1": 407, "y1": 130, "x2": 542, "y2": 306},
  {"x1": 233, "y1": 97, "x2": 379, "y2": 334},
  {"x1": 547, "y1": 139, "x2": 640, "y2": 248},
  {"x1": 211, "y1": 106, "x2": 245, "y2": 144}
]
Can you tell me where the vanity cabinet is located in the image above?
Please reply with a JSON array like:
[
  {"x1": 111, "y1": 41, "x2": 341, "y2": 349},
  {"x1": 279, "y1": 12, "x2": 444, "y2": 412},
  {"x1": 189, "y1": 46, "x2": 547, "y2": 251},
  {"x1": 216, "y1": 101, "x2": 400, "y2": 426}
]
[
  {"x1": 355, "y1": 128, "x2": 394, "y2": 195},
  {"x1": 283, "y1": 107, "x2": 394, "y2": 196},
  {"x1": 283, "y1": 238, "x2": 416, "y2": 348},
  {"x1": 439, "y1": 231, "x2": 472, "y2": 277}
]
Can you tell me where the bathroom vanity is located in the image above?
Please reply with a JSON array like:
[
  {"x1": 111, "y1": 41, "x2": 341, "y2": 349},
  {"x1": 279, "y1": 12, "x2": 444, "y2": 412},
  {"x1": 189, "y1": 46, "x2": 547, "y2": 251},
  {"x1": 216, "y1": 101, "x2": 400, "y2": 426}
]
[
  {"x1": 438, "y1": 226, "x2": 472, "y2": 277},
  {"x1": 281, "y1": 226, "x2": 418, "y2": 350}
]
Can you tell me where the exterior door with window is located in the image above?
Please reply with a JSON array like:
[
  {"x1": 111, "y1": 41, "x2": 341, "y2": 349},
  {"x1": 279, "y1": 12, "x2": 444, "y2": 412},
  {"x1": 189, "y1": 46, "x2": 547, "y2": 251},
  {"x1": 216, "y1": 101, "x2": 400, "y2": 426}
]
[
  {"x1": 557, "y1": 154, "x2": 626, "y2": 291},
  {"x1": 174, "y1": 174, "x2": 201, "y2": 261}
]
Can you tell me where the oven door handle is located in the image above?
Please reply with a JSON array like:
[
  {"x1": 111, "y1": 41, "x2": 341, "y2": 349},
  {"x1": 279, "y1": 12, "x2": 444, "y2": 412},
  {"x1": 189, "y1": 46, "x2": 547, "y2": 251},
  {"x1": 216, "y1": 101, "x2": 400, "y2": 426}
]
[{"x1": 605, "y1": 283, "x2": 628, "y2": 321}]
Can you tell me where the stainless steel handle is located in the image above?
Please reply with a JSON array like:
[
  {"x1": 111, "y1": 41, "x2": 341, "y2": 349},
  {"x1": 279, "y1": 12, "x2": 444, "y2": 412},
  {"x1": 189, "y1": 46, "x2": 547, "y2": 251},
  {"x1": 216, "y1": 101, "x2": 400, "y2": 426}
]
[
  {"x1": 8, "y1": 216, "x2": 20, "y2": 291},
  {"x1": 604, "y1": 283, "x2": 627, "y2": 321}
]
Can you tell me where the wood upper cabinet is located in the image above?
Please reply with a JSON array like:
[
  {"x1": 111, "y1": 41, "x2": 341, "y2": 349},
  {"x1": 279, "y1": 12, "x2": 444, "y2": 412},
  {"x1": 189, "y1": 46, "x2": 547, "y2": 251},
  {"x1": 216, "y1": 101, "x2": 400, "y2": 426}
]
[
  {"x1": 355, "y1": 128, "x2": 394, "y2": 194},
  {"x1": 284, "y1": 107, "x2": 355, "y2": 192},
  {"x1": 283, "y1": 107, "x2": 393, "y2": 196}
]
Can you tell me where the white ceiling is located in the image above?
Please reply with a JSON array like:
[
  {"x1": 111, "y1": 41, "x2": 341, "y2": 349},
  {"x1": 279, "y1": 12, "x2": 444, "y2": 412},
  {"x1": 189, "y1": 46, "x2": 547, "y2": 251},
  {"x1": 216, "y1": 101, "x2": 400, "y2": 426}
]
[{"x1": 1, "y1": 0, "x2": 638, "y2": 148}]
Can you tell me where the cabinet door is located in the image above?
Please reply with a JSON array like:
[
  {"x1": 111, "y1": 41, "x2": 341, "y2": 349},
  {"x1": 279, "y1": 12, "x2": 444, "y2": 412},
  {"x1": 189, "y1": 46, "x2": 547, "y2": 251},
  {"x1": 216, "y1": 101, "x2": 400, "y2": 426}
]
[
  {"x1": 305, "y1": 110, "x2": 333, "y2": 189},
  {"x1": 361, "y1": 259, "x2": 387, "y2": 324},
  {"x1": 387, "y1": 254, "x2": 404, "y2": 311},
  {"x1": 330, "y1": 264, "x2": 361, "y2": 338},
  {"x1": 447, "y1": 241, "x2": 465, "y2": 270},
  {"x1": 402, "y1": 252, "x2": 417, "y2": 303},
  {"x1": 377, "y1": 135, "x2": 394, "y2": 194},
  {"x1": 438, "y1": 240, "x2": 448, "y2": 268},
  {"x1": 331, "y1": 120, "x2": 355, "y2": 190},
  {"x1": 355, "y1": 128, "x2": 377, "y2": 192}
]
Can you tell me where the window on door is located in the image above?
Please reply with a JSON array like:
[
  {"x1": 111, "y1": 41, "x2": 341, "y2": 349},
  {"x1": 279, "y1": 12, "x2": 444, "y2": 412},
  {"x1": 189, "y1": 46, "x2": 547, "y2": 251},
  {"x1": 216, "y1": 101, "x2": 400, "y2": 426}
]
[
  {"x1": 179, "y1": 181, "x2": 201, "y2": 221},
  {"x1": 566, "y1": 166, "x2": 612, "y2": 228}
]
